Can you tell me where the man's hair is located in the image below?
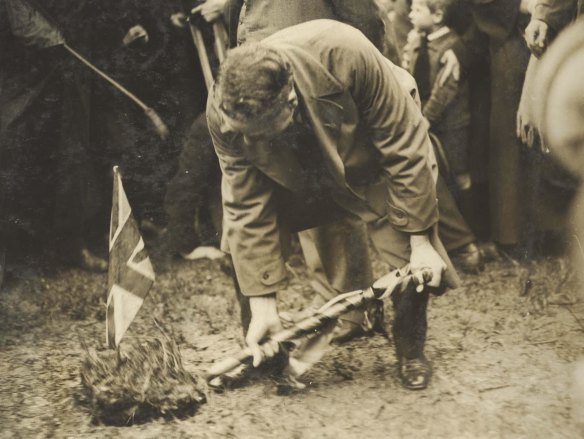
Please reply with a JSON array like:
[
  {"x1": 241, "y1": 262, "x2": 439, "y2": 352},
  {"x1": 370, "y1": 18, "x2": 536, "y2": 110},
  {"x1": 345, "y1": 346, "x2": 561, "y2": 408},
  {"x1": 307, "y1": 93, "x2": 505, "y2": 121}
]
[
  {"x1": 216, "y1": 43, "x2": 293, "y2": 123},
  {"x1": 425, "y1": 0, "x2": 457, "y2": 25}
]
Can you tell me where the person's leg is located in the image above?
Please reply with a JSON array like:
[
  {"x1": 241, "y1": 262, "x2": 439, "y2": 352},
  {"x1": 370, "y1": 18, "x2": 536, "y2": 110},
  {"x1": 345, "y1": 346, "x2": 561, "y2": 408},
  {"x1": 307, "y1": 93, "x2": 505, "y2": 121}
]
[
  {"x1": 165, "y1": 113, "x2": 221, "y2": 255},
  {"x1": 298, "y1": 215, "x2": 377, "y2": 342},
  {"x1": 436, "y1": 174, "x2": 484, "y2": 273},
  {"x1": 390, "y1": 284, "x2": 429, "y2": 361},
  {"x1": 367, "y1": 217, "x2": 433, "y2": 389}
]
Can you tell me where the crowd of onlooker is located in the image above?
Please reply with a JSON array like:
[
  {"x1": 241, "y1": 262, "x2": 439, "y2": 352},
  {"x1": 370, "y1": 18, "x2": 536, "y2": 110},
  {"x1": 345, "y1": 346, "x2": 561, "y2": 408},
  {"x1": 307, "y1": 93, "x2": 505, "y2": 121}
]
[{"x1": 0, "y1": 0, "x2": 583, "y2": 290}]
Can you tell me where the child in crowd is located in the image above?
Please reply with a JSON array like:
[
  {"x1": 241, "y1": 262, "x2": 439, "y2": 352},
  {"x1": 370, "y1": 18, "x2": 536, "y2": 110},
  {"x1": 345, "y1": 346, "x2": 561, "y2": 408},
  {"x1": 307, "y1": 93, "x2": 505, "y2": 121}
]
[{"x1": 404, "y1": 0, "x2": 471, "y2": 194}]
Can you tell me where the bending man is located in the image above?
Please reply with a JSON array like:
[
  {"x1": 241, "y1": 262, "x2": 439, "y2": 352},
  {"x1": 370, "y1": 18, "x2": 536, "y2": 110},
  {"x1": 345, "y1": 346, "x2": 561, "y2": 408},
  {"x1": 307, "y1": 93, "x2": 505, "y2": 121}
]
[{"x1": 207, "y1": 20, "x2": 460, "y2": 390}]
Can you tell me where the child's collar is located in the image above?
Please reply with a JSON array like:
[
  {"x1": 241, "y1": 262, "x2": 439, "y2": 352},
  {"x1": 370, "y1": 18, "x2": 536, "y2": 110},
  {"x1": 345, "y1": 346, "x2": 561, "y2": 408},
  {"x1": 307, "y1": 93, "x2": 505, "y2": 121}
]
[{"x1": 427, "y1": 26, "x2": 451, "y2": 42}]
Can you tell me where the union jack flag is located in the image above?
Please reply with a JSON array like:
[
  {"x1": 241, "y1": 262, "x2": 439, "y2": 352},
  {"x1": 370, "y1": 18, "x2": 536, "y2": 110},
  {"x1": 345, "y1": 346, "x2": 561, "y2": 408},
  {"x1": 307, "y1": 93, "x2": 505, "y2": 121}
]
[{"x1": 106, "y1": 166, "x2": 155, "y2": 348}]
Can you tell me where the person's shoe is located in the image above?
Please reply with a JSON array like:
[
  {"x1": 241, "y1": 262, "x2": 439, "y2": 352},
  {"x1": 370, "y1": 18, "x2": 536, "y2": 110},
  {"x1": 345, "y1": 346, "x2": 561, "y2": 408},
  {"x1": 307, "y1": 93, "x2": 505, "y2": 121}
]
[
  {"x1": 77, "y1": 247, "x2": 108, "y2": 273},
  {"x1": 398, "y1": 356, "x2": 432, "y2": 390},
  {"x1": 181, "y1": 246, "x2": 224, "y2": 261},
  {"x1": 208, "y1": 345, "x2": 291, "y2": 392},
  {"x1": 479, "y1": 241, "x2": 500, "y2": 262},
  {"x1": 451, "y1": 242, "x2": 484, "y2": 274}
]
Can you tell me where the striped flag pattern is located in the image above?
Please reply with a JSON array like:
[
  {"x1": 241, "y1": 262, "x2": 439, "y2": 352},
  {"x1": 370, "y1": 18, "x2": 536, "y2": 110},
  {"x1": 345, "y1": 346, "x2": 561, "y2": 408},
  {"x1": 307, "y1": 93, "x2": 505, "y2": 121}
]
[{"x1": 106, "y1": 166, "x2": 155, "y2": 348}]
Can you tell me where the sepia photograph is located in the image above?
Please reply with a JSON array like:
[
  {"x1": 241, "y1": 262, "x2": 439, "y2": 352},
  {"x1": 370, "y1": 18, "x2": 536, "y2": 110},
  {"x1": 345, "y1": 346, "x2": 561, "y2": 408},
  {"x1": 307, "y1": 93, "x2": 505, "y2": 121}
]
[{"x1": 1, "y1": 0, "x2": 584, "y2": 437}]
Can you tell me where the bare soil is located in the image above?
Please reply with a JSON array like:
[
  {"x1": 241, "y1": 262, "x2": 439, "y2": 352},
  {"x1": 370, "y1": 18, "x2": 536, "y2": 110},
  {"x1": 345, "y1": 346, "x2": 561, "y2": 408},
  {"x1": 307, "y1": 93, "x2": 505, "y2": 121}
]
[{"x1": 1, "y1": 245, "x2": 584, "y2": 439}]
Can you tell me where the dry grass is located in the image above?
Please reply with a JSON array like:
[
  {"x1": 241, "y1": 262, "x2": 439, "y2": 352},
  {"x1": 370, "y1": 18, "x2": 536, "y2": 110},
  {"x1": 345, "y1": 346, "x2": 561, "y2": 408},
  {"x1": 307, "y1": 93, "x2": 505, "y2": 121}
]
[{"x1": 80, "y1": 333, "x2": 208, "y2": 426}]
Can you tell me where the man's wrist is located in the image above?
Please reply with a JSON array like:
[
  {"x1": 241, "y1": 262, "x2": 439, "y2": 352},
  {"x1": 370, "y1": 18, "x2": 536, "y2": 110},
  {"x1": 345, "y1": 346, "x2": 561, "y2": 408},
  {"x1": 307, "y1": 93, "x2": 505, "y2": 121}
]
[
  {"x1": 249, "y1": 293, "x2": 278, "y2": 312},
  {"x1": 410, "y1": 232, "x2": 431, "y2": 249}
]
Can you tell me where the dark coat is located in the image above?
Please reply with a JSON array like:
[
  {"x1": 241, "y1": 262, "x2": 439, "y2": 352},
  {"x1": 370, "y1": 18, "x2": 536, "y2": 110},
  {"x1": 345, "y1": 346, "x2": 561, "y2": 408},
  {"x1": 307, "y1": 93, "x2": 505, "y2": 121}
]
[
  {"x1": 454, "y1": 0, "x2": 533, "y2": 245},
  {"x1": 226, "y1": 0, "x2": 386, "y2": 51},
  {"x1": 405, "y1": 28, "x2": 471, "y2": 132},
  {"x1": 207, "y1": 20, "x2": 457, "y2": 295}
]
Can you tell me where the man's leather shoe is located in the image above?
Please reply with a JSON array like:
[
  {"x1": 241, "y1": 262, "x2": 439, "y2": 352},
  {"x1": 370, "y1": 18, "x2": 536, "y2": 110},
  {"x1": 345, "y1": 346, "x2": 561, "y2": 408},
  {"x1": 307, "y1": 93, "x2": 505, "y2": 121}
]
[
  {"x1": 399, "y1": 356, "x2": 432, "y2": 390},
  {"x1": 452, "y1": 242, "x2": 484, "y2": 274}
]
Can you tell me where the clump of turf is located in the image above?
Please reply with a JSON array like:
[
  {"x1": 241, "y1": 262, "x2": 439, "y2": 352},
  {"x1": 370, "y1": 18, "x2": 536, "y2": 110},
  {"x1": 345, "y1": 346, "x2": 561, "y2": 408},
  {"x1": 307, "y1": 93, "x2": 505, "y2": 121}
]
[{"x1": 80, "y1": 335, "x2": 207, "y2": 425}]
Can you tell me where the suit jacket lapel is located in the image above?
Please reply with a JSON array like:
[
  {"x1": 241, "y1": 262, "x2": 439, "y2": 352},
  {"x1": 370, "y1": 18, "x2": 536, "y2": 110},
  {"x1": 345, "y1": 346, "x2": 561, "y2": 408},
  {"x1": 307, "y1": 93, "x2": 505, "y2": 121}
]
[{"x1": 276, "y1": 44, "x2": 350, "y2": 189}]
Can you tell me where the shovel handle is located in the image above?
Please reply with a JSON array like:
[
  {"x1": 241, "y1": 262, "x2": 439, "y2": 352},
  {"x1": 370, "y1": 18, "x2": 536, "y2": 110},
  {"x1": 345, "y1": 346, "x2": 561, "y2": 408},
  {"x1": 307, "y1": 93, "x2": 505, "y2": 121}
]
[{"x1": 206, "y1": 348, "x2": 253, "y2": 381}]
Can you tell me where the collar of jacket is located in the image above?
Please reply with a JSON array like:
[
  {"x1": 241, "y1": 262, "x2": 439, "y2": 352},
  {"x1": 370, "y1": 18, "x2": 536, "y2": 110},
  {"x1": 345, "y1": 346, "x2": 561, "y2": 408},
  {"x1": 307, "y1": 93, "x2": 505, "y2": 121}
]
[
  {"x1": 410, "y1": 26, "x2": 452, "y2": 51},
  {"x1": 427, "y1": 26, "x2": 450, "y2": 42}
]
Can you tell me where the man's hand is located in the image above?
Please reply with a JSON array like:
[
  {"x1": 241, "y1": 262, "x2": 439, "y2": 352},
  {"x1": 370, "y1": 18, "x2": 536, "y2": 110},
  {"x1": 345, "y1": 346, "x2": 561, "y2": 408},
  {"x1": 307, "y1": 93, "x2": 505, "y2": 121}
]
[
  {"x1": 122, "y1": 25, "x2": 149, "y2": 46},
  {"x1": 524, "y1": 19, "x2": 549, "y2": 58},
  {"x1": 516, "y1": 101, "x2": 538, "y2": 148},
  {"x1": 201, "y1": 0, "x2": 227, "y2": 23},
  {"x1": 409, "y1": 234, "x2": 447, "y2": 289},
  {"x1": 246, "y1": 294, "x2": 283, "y2": 367},
  {"x1": 439, "y1": 49, "x2": 460, "y2": 86},
  {"x1": 170, "y1": 12, "x2": 188, "y2": 29}
]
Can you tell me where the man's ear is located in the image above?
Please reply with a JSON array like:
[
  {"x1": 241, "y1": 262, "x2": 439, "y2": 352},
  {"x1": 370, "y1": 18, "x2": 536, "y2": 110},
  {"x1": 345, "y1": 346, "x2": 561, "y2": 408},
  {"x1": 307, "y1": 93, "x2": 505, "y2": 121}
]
[{"x1": 432, "y1": 9, "x2": 445, "y2": 25}]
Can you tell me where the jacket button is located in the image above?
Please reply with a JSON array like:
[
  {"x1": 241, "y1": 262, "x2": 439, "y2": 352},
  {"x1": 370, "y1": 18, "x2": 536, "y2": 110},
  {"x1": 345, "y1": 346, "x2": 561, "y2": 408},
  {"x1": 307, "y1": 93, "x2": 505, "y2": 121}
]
[{"x1": 262, "y1": 272, "x2": 270, "y2": 280}]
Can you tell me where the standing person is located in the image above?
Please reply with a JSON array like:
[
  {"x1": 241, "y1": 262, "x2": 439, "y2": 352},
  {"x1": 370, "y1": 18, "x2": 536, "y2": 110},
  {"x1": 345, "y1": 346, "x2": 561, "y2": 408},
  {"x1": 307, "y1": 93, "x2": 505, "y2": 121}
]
[
  {"x1": 439, "y1": 0, "x2": 535, "y2": 256},
  {"x1": 207, "y1": 20, "x2": 460, "y2": 390},
  {"x1": 406, "y1": 0, "x2": 472, "y2": 207},
  {"x1": 0, "y1": 0, "x2": 107, "y2": 274},
  {"x1": 164, "y1": 0, "x2": 229, "y2": 260},
  {"x1": 90, "y1": 0, "x2": 202, "y2": 233}
]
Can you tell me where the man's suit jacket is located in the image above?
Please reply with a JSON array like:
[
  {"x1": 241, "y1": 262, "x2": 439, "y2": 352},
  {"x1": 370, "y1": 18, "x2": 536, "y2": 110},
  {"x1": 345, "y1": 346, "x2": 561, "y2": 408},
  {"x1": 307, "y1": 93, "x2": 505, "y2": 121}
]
[
  {"x1": 405, "y1": 28, "x2": 471, "y2": 132},
  {"x1": 207, "y1": 20, "x2": 447, "y2": 296}
]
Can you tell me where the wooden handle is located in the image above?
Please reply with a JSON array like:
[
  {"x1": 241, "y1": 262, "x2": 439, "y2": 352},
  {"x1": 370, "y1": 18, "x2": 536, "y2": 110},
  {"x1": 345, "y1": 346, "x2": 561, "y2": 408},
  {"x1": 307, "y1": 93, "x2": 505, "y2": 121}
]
[{"x1": 206, "y1": 348, "x2": 252, "y2": 381}]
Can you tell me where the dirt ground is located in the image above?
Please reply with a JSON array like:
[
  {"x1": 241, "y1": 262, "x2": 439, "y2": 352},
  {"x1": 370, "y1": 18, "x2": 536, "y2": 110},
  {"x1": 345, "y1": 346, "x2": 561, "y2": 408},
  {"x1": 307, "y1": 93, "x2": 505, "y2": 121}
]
[{"x1": 1, "y1": 243, "x2": 584, "y2": 439}]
